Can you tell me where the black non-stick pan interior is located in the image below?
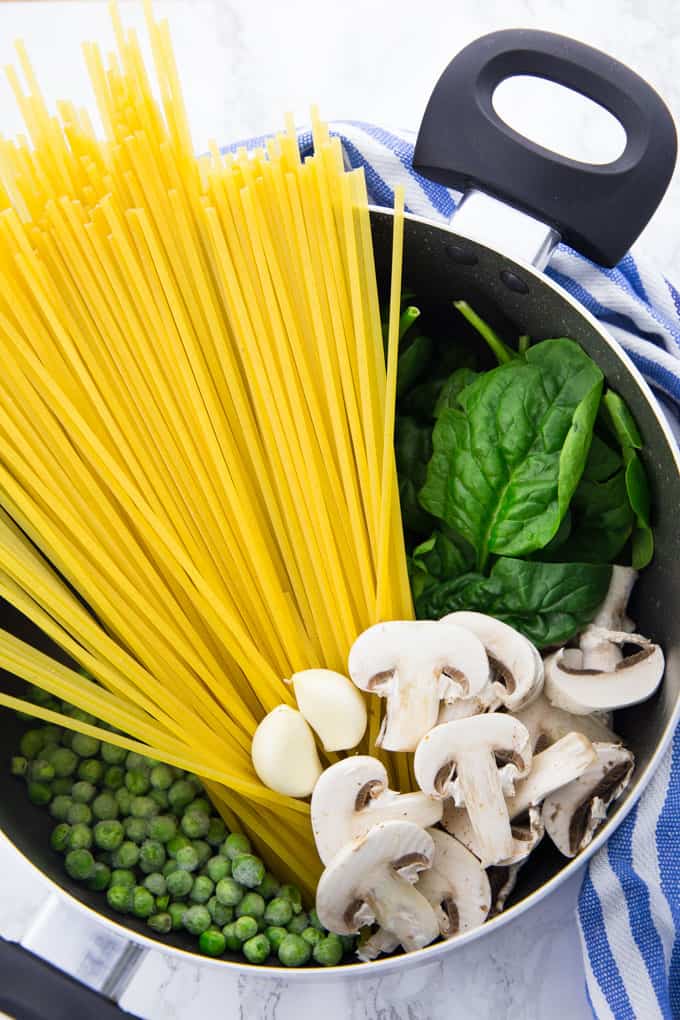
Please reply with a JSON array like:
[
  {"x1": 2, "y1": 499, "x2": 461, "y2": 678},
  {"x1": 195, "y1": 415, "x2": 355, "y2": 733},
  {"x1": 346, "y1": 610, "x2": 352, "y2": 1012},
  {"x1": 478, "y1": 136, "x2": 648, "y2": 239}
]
[{"x1": 1, "y1": 210, "x2": 678, "y2": 963}]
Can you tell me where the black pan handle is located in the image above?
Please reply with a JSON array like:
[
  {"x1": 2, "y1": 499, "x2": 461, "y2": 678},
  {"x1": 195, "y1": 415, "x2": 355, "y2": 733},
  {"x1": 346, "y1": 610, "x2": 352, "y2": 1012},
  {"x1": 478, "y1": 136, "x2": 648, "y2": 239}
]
[
  {"x1": 413, "y1": 29, "x2": 677, "y2": 266},
  {"x1": 0, "y1": 937, "x2": 141, "y2": 1020}
]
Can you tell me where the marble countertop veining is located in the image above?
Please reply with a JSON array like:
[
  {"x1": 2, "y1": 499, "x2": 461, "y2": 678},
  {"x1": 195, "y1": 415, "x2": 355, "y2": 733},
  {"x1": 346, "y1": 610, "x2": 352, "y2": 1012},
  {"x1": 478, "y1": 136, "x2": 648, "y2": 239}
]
[{"x1": 0, "y1": 1, "x2": 678, "y2": 1017}]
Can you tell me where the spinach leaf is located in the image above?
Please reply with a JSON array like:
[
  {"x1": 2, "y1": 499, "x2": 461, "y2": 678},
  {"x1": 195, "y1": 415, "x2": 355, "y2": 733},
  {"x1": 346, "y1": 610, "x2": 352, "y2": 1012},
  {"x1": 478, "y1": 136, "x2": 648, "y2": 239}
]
[
  {"x1": 601, "y1": 390, "x2": 643, "y2": 449},
  {"x1": 400, "y1": 378, "x2": 447, "y2": 419},
  {"x1": 415, "y1": 557, "x2": 612, "y2": 647},
  {"x1": 397, "y1": 334, "x2": 433, "y2": 397},
  {"x1": 409, "y1": 528, "x2": 476, "y2": 598},
  {"x1": 434, "y1": 368, "x2": 479, "y2": 418},
  {"x1": 419, "y1": 339, "x2": 603, "y2": 568},
  {"x1": 395, "y1": 416, "x2": 435, "y2": 535}
]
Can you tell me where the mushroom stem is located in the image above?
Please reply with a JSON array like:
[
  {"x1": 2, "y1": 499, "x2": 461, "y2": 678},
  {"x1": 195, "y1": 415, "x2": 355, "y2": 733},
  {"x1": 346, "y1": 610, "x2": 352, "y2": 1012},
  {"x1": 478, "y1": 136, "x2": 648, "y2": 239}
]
[
  {"x1": 506, "y1": 733, "x2": 598, "y2": 819},
  {"x1": 455, "y1": 750, "x2": 514, "y2": 867},
  {"x1": 368, "y1": 875, "x2": 441, "y2": 952},
  {"x1": 379, "y1": 677, "x2": 440, "y2": 751},
  {"x1": 580, "y1": 566, "x2": 637, "y2": 671}
]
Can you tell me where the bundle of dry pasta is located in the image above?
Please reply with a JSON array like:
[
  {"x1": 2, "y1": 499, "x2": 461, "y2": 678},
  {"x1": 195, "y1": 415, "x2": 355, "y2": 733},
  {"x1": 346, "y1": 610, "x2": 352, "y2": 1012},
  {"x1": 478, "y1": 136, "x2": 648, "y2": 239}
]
[{"x1": 0, "y1": 0, "x2": 412, "y2": 892}]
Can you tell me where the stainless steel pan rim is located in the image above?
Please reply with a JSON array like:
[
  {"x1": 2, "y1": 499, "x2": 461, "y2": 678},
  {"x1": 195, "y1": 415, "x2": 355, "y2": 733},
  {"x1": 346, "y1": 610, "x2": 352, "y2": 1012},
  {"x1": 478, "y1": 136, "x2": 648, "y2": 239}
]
[{"x1": 4, "y1": 210, "x2": 678, "y2": 978}]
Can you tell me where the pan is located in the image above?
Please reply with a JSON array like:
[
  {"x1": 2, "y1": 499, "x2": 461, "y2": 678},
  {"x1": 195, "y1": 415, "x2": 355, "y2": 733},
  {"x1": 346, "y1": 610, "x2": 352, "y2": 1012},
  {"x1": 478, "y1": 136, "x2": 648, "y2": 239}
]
[{"x1": 1, "y1": 27, "x2": 678, "y2": 1017}]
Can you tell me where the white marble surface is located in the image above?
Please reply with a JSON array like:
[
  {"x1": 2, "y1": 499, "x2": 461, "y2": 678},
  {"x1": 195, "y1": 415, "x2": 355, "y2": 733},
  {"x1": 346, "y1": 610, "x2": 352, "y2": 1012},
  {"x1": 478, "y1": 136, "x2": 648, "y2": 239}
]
[{"x1": 0, "y1": 1, "x2": 678, "y2": 1018}]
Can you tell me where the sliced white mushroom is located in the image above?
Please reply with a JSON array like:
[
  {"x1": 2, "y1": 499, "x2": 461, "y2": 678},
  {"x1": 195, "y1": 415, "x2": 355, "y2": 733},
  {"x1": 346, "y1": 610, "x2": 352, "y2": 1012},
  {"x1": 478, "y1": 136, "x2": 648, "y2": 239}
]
[
  {"x1": 348, "y1": 621, "x2": 489, "y2": 751},
  {"x1": 506, "y1": 732, "x2": 598, "y2": 818},
  {"x1": 310, "y1": 756, "x2": 442, "y2": 864},
  {"x1": 580, "y1": 566, "x2": 638, "y2": 671},
  {"x1": 416, "y1": 828, "x2": 491, "y2": 937},
  {"x1": 542, "y1": 742, "x2": 635, "y2": 857},
  {"x1": 442, "y1": 800, "x2": 544, "y2": 866},
  {"x1": 514, "y1": 692, "x2": 619, "y2": 751},
  {"x1": 437, "y1": 682, "x2": 501, "y2": 723},
  {"x1": 544, "y1": 635, "x2": 664, "y2": 716},
  {"x1": 291, "y1": 669, "x2": 367, "y2": 751},
  {"x1": 250, "y1": 705, "x2": 322, "y2": 798},
  {"x1": 356, "y1": 927, "x2": 400, "y2": 962},
  {"x1": 441, "y1": 611, "x2": 543, "y2": 711},
  {"x1": 315, "y1": 821, "x2": 439, "y2": 953},
  {"x1": 414, "y1": 714, "x2": 532, "y2": 867}
]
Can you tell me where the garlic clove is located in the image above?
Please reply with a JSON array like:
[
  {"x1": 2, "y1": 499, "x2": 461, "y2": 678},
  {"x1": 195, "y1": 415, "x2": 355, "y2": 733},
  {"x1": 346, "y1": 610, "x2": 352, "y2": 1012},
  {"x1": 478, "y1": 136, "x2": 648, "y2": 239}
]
[
  {"x1": 292, "y1": 668, "x2": 367, "y2": 751},
  {"x1": 251, "y1": 705, "x2": 322, "y2": 797}
]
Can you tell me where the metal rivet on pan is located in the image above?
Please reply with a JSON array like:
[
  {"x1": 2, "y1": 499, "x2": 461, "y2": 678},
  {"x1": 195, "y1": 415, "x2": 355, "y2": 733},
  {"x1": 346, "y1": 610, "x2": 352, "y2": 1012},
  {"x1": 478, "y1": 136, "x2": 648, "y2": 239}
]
[
  {"x1": 500, "y1": 270, "x2": 529, "y2": 294},
  {"x1": 446, "y1": 244, "x2": 478, "y2": 266}
]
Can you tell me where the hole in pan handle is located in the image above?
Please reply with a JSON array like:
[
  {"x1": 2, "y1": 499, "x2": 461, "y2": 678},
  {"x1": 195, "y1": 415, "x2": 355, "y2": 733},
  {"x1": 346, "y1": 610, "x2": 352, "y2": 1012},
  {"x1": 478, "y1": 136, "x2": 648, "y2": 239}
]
[{"x1": 413, "y1": 29, "x2": 677, "y2": 267}]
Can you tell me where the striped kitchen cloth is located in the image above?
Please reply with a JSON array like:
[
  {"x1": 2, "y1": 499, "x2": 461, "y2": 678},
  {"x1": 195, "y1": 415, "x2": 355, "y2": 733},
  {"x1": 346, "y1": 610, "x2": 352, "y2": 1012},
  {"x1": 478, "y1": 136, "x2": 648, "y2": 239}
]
[{"x1": 227, "y1": 120, "x2": 680, "y2": 1018}]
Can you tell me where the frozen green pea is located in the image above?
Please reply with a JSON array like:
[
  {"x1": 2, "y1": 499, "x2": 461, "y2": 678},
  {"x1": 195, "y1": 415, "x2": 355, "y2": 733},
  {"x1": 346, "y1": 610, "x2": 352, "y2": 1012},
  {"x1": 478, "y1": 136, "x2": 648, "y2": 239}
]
[
  {"x1": 110, "y1": 868, "x2": 136, "y2": 888},
  {"x1": 50, "y1": 795, "x2": 72, "y2": 822},
  {"x1": 155, "y1": 894, "x2": 169, "y2": 912},
  {"x1": 278, "y1": 933, "x2": 311, "y2": 967},
  {"x1": 231, "y1": 854, "x2": 265, "y2": 889},
  {"x1": 143, "y1": 872, "x2": 167, "y2": 897},
  {"x1": 11, "y1": 755, "x2": 28, "y2": 777},
  {"x1": 147, "y1": 815, "x2": 177, "y2": 843},
  {"x1": 287, "y1": 912, "x2": 309, "y2": 936},
  {"x1": 166, "y1": 869, "x2": 193, "y2": 898},
  {"x1": 243, "y1": 933, "x2": 270, "y2": 964},
  {"x1": 87, "y1": 862, "x2": 112, "y2": 892},
  {"x1": 130, "y1": 796, "x2": 158, "y2": 820},
  {"x1": 255, "y1": 872, "x2": 280, "y2": 901},
  {"x1": 183, "y1": 904, "x2": 211, "y2": 936},
  {"x1": 233, "y1": 915, "x2": 258, "y2": 942},
  {"x1": 20, "y1": 729, "x2": 46, "y2": 759},
  {"x1": 168, "y1": 902, "x2": 187, "y2": 931},
  {"x1": 77, "y1": 759, "x2": 104, "y2": 784},
  {"x1": 67, "y1": 708, "x2": 96, "y2": 727},
  {"x1": 125, "y1": 768, "x2": 150, "y2": 796},
  {"x1": 199, "y1": 929, "x2": 225, "y2": 957},
  {"x1": 67, "y1": 802, "x2": 92, "y2": 826},
  {"x1": 29, "y1": 759, "x2": 55, "y2": 783},
  {"x1": 192, "y1": 840, "x2": 211, "y2": 868},
  {"x1": 139, "y1": 839, "x2": 166, "y2": 874},
  {"x1": 52, "y1": 748, "x2": 78, "y2": 778},
  {"x1": 221, "y1": 832, "x2": 251, "y2": 860},
  {"x1": 264, "y1": 897, "x2": 293, "y2": 927},
  {"x1": 27, "y1": 781, "x2": 52, "y2": 806},
  {"x1": 215, "y1": 877, "x2": 244, "y2": 907},
  {"x1": 107, "y1": 884, "x2": 133, "y2": 914},
  {"x1": 265, "y1": 926, "x2": 288, "y2": 952},
  {"x1": 163, "y1": 859, "x2": 179, "y2": 878},
  {"x1": 71, "y1": 734, "x2": 99, "y2": 758},
  {"x1": 50, "y1": 823, "x2": 71, "y2": 853},
  {"x1": 278, "y1": 884, "x2": 302, "y2": 914},
  {"x1": 150, "y1": 765, "x2": 173, "y2": 790},
  {"x1": 313, "y1": 934, "x2": 343, "y2": 966},
  {"x1": 71, "y1": 781, "x2": 96, "y2": 804},
  {"x1": 114, "y1": 788, "x2": 132, "y2": 814},
  {"x1": 206, "y1": 817, "x2": 227, "y2": 847},
  {"x1": 92, "y1": 792, "x2": 119, "y2": 821},
  {"x1": 94, "y1": 819, "x2": 124, "y2": 851},
  {"x1": 131, "y1": 886, "x2": 155, "y2": 919},
  {"x1": 236, "y1": 892, "x2": 265, "y2": 920},
  {"x1": 168, "y1": 780, "x2": 194, "y2": 813},
  {"x1": 68, "y1": 823, "x2": 93, "y2": 851},
  {"x1": 175, "y1": 845, "x2": 199, "y2": 872},
  {"x1": 166, "y1": 834, "x2": 191, "y2": 858},
  {"x1": 301, "y1": 927, "x2": 322, "y2": 947},
  {"x1": 147, "y1": 912, "x2": 172, "y2": 934},
  {"x1": 65, "y1": 848, "x2": 95, "y2": 881},
  {"x1": 222, "y1": 922, "x2": 241, "y2": 951},
  {"x1": 190, "y1": 875, "x2": 214, "y2": 904},
  {"x1": 112, "y1": 841, "x2": 140, "y2": 869},
  {"x1": 207, "y1": 896, "x2": 233, "y2": 927},
  {"x1": 123, "y1": 817, "x2": 147, "y2": 844},
  {"x1": 150, "y1": 789, "x2": 169, "y2": 810},
  {"x1": 52, "y1": 778, "x2": 73, "y2": 796},
  {"x1": 104, "y1": 766, "x2": 125, "y2": 790},
  {"x1": 187, "y1": 797, "x2": 211, "y2": 816},
  {"x1": 125, "y1": 752, "x2": 151, "y2": 771},
  {"x1": 307, "y1": 908, "x2": 324, "y2": 931},
  {"x1": 206, "y1": 856, "x2": 231, "y2": 883},
  {"x1": 101, "y1": 742, "x2": 127, "y2": 765},
  {"x1": 181, "y1": 810, "x2": 209, "y2": 839}
]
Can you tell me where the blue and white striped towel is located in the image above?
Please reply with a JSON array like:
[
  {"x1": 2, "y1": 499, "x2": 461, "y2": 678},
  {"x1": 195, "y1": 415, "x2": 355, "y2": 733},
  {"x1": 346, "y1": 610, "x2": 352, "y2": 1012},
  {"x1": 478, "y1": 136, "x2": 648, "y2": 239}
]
[{"x1": 230, "y1": 120, "x2": 680, "y2": 1018}]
